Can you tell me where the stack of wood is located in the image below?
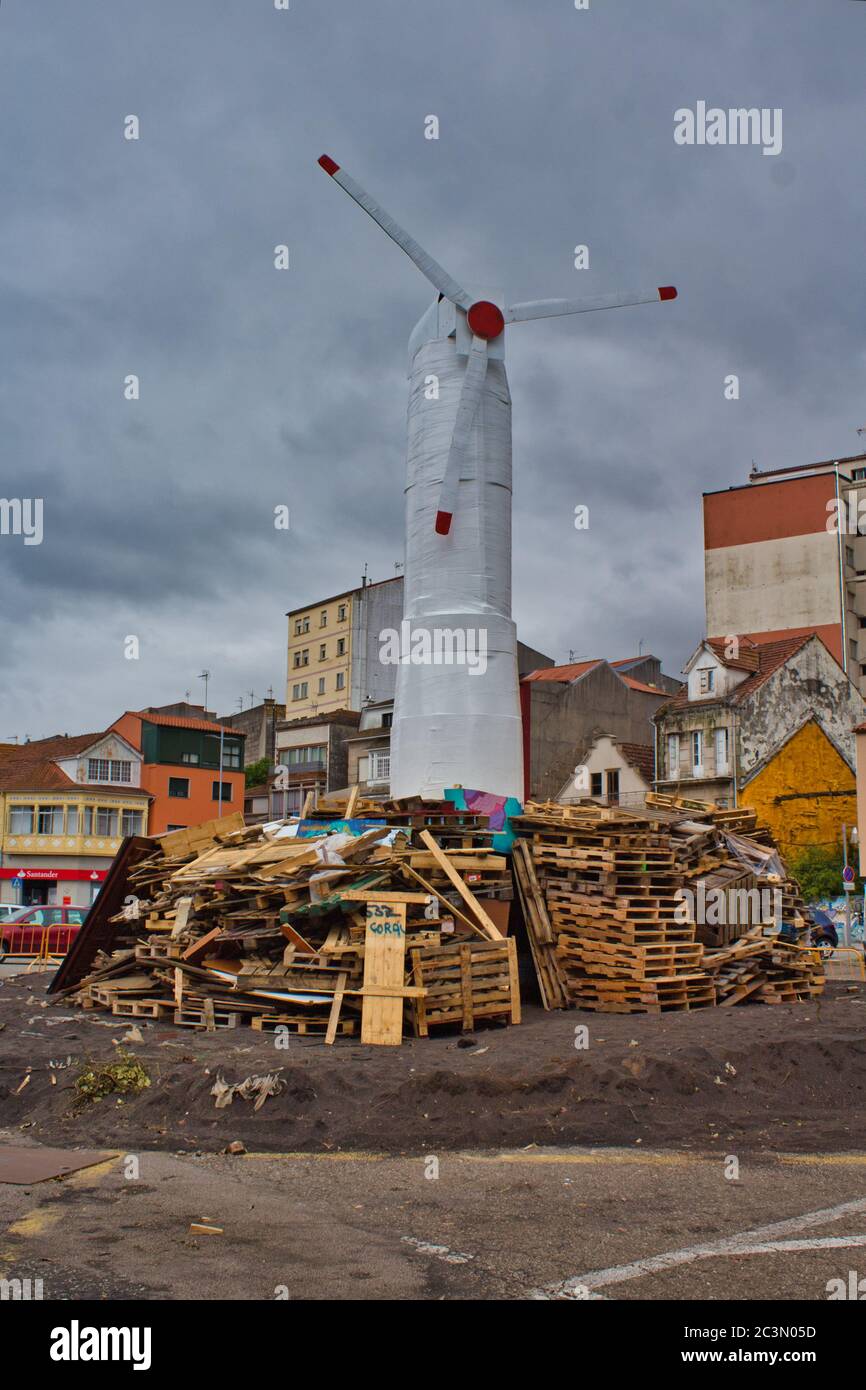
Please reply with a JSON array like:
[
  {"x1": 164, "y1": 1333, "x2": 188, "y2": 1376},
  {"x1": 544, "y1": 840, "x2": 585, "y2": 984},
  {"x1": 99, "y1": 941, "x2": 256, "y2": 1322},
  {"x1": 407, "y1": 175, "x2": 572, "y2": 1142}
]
[
  {"x1": 512, "y1": 799, "x2": 824, "y2": 1014},
  {"x1": 55, "y1": 809, "x2": 519, "y2": 1046}
]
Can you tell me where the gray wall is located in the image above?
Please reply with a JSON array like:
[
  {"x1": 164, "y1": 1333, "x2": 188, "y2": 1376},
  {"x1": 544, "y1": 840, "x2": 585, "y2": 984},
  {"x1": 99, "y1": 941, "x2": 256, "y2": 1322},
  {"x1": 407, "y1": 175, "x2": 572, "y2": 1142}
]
[
  {"x1": 527, "y1": 663, "x2": 666, "y2": 801},
  {"x1": 352, "y1": 577, "x2": 405, "y2": 709}
]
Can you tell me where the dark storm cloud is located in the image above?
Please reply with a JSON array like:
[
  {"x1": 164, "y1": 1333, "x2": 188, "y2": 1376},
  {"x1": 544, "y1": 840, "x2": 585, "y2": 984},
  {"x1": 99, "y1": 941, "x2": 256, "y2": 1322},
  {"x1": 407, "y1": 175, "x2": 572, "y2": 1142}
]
[{"x1": 0, "y1": 0, "x2": 864, "y2": 733}]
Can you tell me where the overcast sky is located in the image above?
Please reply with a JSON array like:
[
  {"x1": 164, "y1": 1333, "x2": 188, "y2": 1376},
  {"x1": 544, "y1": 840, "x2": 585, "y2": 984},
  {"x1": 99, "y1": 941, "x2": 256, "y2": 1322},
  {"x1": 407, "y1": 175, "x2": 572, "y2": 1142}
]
[{"x1": 1, "y1": 0, "x2": 863, "y2": 740}]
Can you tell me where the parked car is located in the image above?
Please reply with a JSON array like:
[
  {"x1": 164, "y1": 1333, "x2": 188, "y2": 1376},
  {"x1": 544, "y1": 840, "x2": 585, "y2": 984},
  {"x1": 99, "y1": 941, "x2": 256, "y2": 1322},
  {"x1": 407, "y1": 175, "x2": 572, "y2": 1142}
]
[{"x1": 0, "y1": 905, "x2": 88, "y2": 956}]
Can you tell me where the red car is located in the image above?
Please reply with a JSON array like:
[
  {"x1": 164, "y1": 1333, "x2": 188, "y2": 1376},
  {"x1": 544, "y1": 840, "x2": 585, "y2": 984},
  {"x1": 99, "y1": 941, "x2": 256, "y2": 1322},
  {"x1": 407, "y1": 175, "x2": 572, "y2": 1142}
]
[{"x1": 0, "y1": 905, "x2": 88, "y2": 956}]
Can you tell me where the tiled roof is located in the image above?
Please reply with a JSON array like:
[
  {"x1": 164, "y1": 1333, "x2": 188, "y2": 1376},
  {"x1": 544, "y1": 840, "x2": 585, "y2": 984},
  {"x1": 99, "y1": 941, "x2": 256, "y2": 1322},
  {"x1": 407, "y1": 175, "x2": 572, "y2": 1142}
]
[
  {"x1": 0, "y1": 732, "x2": 106, "y2": 760},
  {"x1": 523, "y1": 659, "x2": 602, "y2": 683},
  {"x1": 128, "y1": 711, "x2": 243, "y2": 736},
  {"x1": 704, "y1": 638, "x2": 760, "y2": 672},
  {"x1": 617, "y1": 741, "x2": 656, "y2": 782},
  {"x1": 620, "y1": 675, "x2": 665, "y2": 696},
  {"x1": 664, "y1": 634, "x2": 815, "y2": 710}
]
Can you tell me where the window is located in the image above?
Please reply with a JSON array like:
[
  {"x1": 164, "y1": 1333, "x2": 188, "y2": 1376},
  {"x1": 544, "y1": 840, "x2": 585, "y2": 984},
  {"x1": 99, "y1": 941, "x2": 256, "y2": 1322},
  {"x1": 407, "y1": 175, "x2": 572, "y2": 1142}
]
[
  {"x1": 82, "y1": 807, "x2": 93, "y2": 834},
  {"x1": 370, "y1": 751, "x2": 391, "y2": 783},
  {"x1": 212, "y1": 781, "x2": 233, "y2": 802},
  {"x1": 37, "y1": 805, "x2": 64, "y2": 835},
  {"x1": 222, "y1": 743, "x2": 242, "y2": 770},
  {"x1": 335, "y1": 671, "x2": 345, "y2": 690},
  {"x1": 166, "y1": 824, "x2": 186, "y2": 831},
  {"x1": 336, "y1": 638, "x2": 346, "y2": 656},
  {"x1": 169, "y1": 777, "x2": 190, "y2": 799},
  {"x1": 667, "y1": 733, "x2": 680, "y2": 777},
  {"x1": 88, "y1": 758, "x2": 132, "y2": 783},
  {"x1": 9, "y1": 804, "x2": 34, "y2": 834},
  {"x1": 281, "y1": 744, "x2": 326, "y2": 766},
  {"x1": 121, "y1": 809, "x2": 144, "y2": 835},
  {"x1": 319, "y1": 610, "x2": 328, "y2": 627},
  {"x1": 381, "y1": 711, "x2": 393, "y2": 729},
  {"x1": 337, "y1": 604, "x2": 347, "y2": 622},
  {"x1": 293, "y1": 616, "x2": 310, "y2": 635},
  {"x1": 291, "y1": 682, "x2": 308, "y2": 701},
  {"x1": 294, "y1": 619, "x2": 303, "y2": 636},
  {"x1": 181, "y1": 751, "x2": 200, "y2": 765},
  {"x1": 714, "y1": 727, "x2": 729, "y2": 772},
  {"x1": 698, "y1": 668, "x2": 715, "y2": 694},
  {"x1": 66, "y1": 909, "x2": 86, "y2": 926},
  {"x1": 67, "y1": 807, "x2": 79, "y2": 834},
  {"x1": 847, "y1": 547, "x2": 855, "y2": 567},
  {"x1": 606, "y1": 770, "x2": 620, "y2": 805},
  {"x1": 95, "y1": 807, "x2": 119, "y2": 836},
  {"x1": 691, "y1": 730, "x2": 703, "y2": 773},
  {"x1": 317, "y1": 677, "x2": 326, "y2": 695},
  {"x1": 590, "y1": 772, "x2": 603, "y2": 798},
  {"x1": 319, "y1": 644, "x2": 327, "y2": 661}
]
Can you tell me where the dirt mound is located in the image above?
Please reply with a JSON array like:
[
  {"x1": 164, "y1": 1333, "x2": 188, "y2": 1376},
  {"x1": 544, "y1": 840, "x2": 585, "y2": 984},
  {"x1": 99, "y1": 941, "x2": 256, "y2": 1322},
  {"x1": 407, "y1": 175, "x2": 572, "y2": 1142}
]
[{"x1": 1, "y1": 974, "x2": 864, "y2": 1155}]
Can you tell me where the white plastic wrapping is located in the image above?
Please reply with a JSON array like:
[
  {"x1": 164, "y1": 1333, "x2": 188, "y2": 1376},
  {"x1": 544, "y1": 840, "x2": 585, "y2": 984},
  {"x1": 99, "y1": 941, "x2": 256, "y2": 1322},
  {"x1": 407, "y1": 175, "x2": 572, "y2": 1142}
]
[{"x1": 389, "y1": 302, "x2": 523, "y2": 800}]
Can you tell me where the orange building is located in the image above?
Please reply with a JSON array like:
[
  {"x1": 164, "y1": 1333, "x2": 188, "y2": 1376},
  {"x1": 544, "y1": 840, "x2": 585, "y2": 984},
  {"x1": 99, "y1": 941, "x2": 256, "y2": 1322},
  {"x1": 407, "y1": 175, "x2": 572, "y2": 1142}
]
[
  {"x1": 703, "y1": 452, "x2": 866, "y2": 693},
  {"x1": 109, "y1": 711, "x2": 245, "y2": 835}
]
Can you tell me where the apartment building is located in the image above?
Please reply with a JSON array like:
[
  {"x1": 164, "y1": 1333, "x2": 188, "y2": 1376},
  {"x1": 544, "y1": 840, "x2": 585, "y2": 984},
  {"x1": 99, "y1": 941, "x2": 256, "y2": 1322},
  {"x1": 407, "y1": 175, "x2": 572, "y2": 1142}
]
[
  {"x1": 0, "y1": 732, "x2": 151, "y2": 907},
  {"x1": 273, "y1": 710, "x2": 361, "y2": 815},
  {"x1": 109, "y1": 710, "x2": 245, "y2": 834},
  {"x1": 704, "y1": 451, "x2": 866, "y2": 695},
  {"x1": 286, "y1": 576, "x2": 404, "y2": 719},
  {"x1": 653, "y1": 634, "x2": 866, "y2": 851}
]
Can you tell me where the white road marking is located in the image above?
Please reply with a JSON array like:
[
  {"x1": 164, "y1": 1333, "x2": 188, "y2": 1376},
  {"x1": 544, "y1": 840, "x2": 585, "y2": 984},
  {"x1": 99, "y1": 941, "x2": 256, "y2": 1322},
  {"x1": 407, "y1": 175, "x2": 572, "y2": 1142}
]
[
  {"x1": 402, "y1": 1236, "x2": 474, "y2": 1265},
  {"x1": 532, "y1": 1195, "x2": 866, "y2": 1299}
]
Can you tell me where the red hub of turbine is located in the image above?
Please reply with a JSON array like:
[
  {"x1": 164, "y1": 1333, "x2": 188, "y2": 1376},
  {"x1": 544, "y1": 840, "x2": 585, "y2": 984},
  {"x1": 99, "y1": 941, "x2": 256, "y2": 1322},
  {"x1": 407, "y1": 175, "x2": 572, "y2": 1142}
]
[{"x1": 466, "y1": 300, "x2": 505, "y2": 340}]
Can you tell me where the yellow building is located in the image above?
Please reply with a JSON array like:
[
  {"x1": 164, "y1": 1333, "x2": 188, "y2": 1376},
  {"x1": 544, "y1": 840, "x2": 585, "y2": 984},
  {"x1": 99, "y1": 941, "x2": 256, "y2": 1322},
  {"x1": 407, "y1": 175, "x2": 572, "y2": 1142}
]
[
  {"x1": 285, "y1": 577, "x2": 404, "y2": 721},
  {"x1": 287, "y1": 588, "x2": 354, "y2": 718},
  {"x1": 740, "y1": 717, "x2": 856, "y2": 861},
  {"x1": 0, "y1": 733, "x2": 150, "y2": 908}
]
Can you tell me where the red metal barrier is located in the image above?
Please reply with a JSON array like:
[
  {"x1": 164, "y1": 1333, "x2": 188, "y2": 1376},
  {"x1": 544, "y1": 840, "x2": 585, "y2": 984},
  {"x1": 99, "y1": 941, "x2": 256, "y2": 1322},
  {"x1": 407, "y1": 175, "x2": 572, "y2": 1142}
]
[{"x1": 0, "y1": 925, "x2": 78, "y2": 960}]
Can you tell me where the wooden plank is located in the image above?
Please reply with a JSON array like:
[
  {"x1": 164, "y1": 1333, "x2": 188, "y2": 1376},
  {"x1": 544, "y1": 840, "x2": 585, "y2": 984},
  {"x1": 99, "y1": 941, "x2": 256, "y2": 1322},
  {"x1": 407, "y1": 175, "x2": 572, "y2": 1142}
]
[
  {"x1": 345, "y1": 784, "x2": 360, "y2": 819},
  {"x1": 325, "y1": 970, "x2": 348, "y2": 1046},
  {"x1": 418, "y1": 830, "x2": 504, "y2": 941},
  {"x1": 360, "y1": 902, "x2": 407, "y2": 1046},
  {"x1": 181, "y1": 927, "x2": 223, "y2": 963},
  {"x1": 460, "y1": 943, "x2": 474, "y2": 1030},
  {"x1": 300, "y1": 790, "x2": 315, "y2": 818}
]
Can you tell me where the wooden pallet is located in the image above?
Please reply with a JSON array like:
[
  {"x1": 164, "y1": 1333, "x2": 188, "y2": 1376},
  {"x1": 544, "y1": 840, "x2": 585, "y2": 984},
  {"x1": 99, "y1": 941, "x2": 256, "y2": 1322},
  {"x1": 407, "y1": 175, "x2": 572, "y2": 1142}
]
[
  {"x1": 251, "y1": 1013, "x2": 358, "y2": 1036},
  {"x1": 512, "y1": 840, "x2": 567, "y2": 1009},
  {"x1": 408, "y1": 937, "x2": 520, "y2": 1035}
]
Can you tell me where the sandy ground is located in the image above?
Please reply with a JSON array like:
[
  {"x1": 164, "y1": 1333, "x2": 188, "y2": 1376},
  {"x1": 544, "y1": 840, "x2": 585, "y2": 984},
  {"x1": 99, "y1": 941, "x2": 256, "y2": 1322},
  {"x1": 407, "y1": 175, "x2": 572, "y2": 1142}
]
[{"x1": 0, "y1": 971, "x2": 864, "y2": 1156}]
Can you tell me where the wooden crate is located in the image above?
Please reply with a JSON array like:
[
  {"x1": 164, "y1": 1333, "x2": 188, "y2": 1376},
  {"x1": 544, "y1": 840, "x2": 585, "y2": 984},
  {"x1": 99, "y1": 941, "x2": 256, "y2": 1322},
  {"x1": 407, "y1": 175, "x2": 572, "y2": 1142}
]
[{"x1": 407, "y1": 937, "x2": 520, "y2": 1036}]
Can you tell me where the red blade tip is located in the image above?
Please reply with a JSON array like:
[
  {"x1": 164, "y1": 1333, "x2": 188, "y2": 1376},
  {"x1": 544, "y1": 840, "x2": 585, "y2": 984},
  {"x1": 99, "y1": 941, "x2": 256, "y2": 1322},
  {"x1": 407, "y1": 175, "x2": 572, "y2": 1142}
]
[
  {"x1": 658, "y1": 286, "x2": 677, "y2": 301},
  {"x1": 318, "y1": 155, "x2": 340, "y2": 176},
  {"x1": 434, "y1": 511, "x2": 453, "y2": 536}
]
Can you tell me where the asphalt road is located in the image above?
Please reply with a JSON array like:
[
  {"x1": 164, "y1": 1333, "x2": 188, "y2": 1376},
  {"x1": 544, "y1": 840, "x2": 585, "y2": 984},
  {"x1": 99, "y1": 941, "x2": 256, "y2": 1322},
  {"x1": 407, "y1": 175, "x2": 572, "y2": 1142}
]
[{"x1": 2, "y1": 1134, "x2": 865, "y2": 1301}]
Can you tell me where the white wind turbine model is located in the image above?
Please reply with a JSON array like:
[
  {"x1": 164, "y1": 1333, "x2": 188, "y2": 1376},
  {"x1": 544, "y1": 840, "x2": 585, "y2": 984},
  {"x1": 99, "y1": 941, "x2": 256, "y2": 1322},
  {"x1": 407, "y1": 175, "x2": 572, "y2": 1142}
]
[{"x1": 319, "y1": 154, "x2": 676, "y2": 801}]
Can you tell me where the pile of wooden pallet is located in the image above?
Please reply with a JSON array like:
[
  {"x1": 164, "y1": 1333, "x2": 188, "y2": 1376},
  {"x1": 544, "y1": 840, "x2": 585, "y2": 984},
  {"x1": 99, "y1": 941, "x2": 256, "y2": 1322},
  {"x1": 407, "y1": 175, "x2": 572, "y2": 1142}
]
[
  {"x1": 512, "y1": 800, "x2": 823, "y2": 1014},
  {"x1": 54, "y1": 809, "x2": 519, "y2": 1046}
]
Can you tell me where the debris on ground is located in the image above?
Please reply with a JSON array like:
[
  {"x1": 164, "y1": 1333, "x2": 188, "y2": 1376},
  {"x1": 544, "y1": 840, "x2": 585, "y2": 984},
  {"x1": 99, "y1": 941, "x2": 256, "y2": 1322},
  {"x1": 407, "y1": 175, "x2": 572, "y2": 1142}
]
[{"x1": 50, "y1": 795, "x2": 519, "y2": 1046}]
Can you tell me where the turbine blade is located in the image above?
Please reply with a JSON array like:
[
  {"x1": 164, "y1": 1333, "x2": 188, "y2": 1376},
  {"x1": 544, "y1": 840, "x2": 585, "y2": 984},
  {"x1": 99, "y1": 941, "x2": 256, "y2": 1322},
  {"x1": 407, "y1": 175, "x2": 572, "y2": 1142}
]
[
  {"x1": 435, "y1": 336, "x2": 488, "y2": 536},
  {"x1": 318, "y1": 155, "x2": 473, "y2": 309},
  {"x1": 505, "y1": 287, "x2": 677, "y2": 322}
]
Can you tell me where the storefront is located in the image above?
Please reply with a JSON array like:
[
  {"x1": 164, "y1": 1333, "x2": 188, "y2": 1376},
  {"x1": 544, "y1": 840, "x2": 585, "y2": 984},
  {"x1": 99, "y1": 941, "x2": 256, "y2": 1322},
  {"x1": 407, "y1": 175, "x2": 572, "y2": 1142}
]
[{"x1": 0, "y1": 866, "x2": 108, "y2": 907}]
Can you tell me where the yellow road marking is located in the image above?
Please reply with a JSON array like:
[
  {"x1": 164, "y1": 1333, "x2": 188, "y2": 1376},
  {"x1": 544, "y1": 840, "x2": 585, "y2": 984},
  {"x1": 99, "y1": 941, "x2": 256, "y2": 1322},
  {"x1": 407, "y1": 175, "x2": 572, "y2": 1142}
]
[{"x1": 4, "y1": 1155, "x2": 120, "y2": 1240}]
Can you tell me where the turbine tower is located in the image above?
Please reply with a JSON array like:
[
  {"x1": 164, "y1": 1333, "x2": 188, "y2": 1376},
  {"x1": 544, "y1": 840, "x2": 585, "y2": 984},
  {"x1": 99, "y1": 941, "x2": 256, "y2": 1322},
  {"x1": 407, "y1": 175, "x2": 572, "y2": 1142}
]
[{"x1": 318, "y1": 154, "x2": 676, "y2": 800}]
